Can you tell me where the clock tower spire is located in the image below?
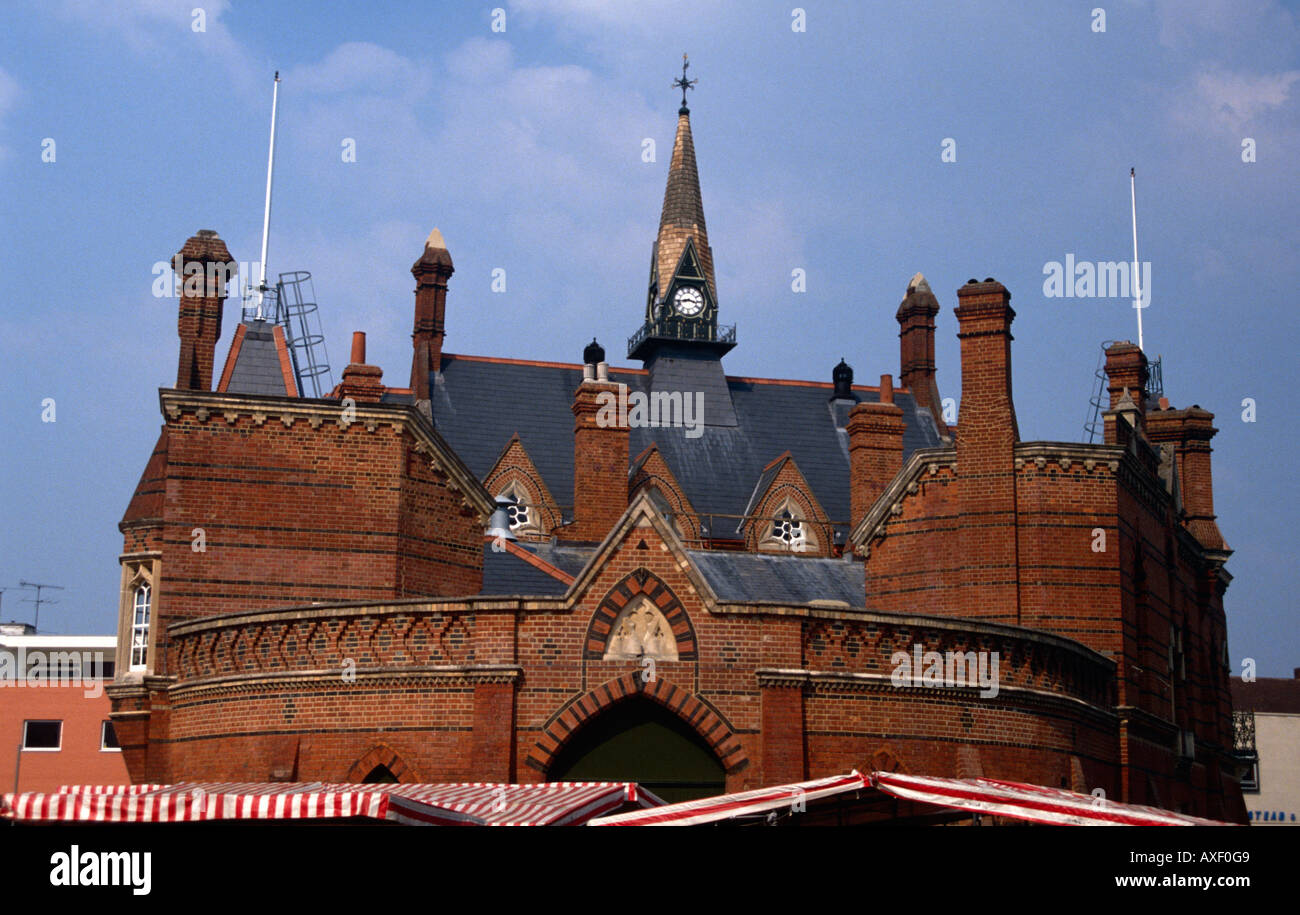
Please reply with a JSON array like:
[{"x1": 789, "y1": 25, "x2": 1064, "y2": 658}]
[{"x1": 630, "y1": 54, "x2": 734, "y2": 362}]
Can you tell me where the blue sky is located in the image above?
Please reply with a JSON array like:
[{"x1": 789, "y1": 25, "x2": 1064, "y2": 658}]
[{"x1": 0, "y1": 1, "x2": 1295, "y2": 675}]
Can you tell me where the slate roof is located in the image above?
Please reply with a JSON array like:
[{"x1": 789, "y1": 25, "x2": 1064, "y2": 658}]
[
  {"x1": 479, "y1": 540, "x2": 865, "y2": 607},
  {"x1": 223, "y1": 320, "x2": 294, "y2": 397},
  {"x1": 480, "y1": 543, "x2": 570, "y2": 597},
  {"x1": 429, "y1": 353, "x2": 943, "y2": 536},
  {"x1": 739, "y1": 455, "x2": 788, "y2": 534},
  {"x1": 687, "y1": 550, "x2": 866, "y2": 606}
]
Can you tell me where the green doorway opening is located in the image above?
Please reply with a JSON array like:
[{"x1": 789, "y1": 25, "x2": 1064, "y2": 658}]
[{"x1": 548, "y1": 697, "x2": 726, "y2": 803}]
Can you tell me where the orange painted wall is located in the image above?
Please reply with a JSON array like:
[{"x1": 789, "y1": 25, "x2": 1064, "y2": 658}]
[{"x1": 1, "y1": 682, "x2": 128, "y2": 793}]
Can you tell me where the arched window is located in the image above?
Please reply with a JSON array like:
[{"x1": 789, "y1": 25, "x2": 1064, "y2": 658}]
[
  {"x1": 130, "y1": 583, "x2": 151, "y2": 671},
  {"x1": 762, "y1": 499, "x2": 815, "y2": 552},
  {"x1": 496, "y1": 482, "x2": 537, "y2": 535}
]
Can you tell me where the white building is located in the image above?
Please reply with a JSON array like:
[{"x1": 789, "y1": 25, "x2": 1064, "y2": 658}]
[{"x1": 1231, "y1": 670, "x2": 1300, "y2": 826}]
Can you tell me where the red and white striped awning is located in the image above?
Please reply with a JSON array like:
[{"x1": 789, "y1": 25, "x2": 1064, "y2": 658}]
[
  {"x1": 1, "y1": 781, "x2": 659, "y2": 827},
  {"x1": 588, "y1": 772, "x2": 870, "y2": 826},
  {"x1": 588, "y1": 771, "x2": 1237, "y2": 826},
  {"x1": 870, "y1": 772, "x2": 1236, "y2": 826}
]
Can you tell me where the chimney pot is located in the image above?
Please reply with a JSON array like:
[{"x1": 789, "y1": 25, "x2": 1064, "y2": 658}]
[
  {"x1": 351, "y1": 331, "x2": 366, "y2": 365},
  {"x1": 896, "y1": 274, "x2": 943, "y2": 428},
  {"x1": 173, "y1": 228, "x2": 236, "y2": 391},
  {"x1": 879, "y1": 374, "x2": 894, "y2": 404},
  {"x1": 847, "y1": 397, "x2": 905, "y2": 528}
]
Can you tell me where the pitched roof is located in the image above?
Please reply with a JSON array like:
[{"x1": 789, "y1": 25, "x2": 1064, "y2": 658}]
[
  {"x1": 479, "y1": 536, "x2": 865, "y2": 606},
  {"x1": 1230, "y1": 676, "x2": 1300, "y2": 714},
  {"x1": 481, "y1": 543, "x2": 571, "y2": 596},
  {"x1": 739, "y1": 453, "x2": 789, "y2": 534},
  {"x1": 655, "y1": 109, "x2": 716, "y2": 304},
  {"x1": 217, "y1": 320, "x2": 296, "y2": 397},
  {"x1": 429, "y1": 354, "x2": 943, "y2": 535},
  {"x1": 687, "y1": 550, "x2": 866, "y2": 606}
]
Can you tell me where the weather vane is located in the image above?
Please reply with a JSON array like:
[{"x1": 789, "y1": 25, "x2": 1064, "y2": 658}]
[{"x1": 672, "y1": 52, "x2": 697, "y2": 109}]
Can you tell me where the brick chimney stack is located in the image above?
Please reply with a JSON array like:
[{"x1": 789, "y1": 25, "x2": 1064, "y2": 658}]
[
  {"x1": 1146, "y1": 402, "x2": 1228, "y2": 553},
  {"x1": 897, "y1": 272, "x2": 945, "y2": 433},
  {"x1": 566, "y1": 339, "x2": 628, "y2": 541},
  {"x1": 411, "y1": 228, "x2": 454, "y2": 403},
  {"x1": 1103, "y1": 342, "x2": 1148, "y2": 443},
  {"x1": 954, "y1": 278, "x2": 1020, "y2": 623},
  {"x1": 338, "y1": 331, "x2": 385, "y2": 403},
  {"x1": 846, "y1": 374, "x2": 905, "y2": 527},
  {"x1": 173, "y1": 229, "x2": 236, "y2": 391}
]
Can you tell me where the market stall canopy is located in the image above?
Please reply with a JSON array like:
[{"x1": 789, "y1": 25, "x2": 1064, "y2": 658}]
[
  {"x1": 588, "y1": 771, "x2": 1239, "y2": 826},
  {"x1": 870, "y1": 772, "x2": 1237, "y2": 826},
  {"x1": 588, "y1": 772, "x2": 871, "y2": 826},
  {"x1": 1, "y1": 781, "x2": 660, "y2": 826}
]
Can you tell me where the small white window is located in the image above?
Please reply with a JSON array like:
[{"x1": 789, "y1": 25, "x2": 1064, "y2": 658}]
[
  {"x1": 496, "y1": 483, "x2": 537, "y2": 535},
  {"x1": 772, "y1": 509, "x2": 806, "y2": 548},
  {"x1": 761, "y1": 498, "x2": 815, "y2": 553},
  {"x1": 506, "y1": 500, "x2": 531, "y2": 531},
  {"x1": 130, "y1": 583, "x2": 151, "y2": 671},
  {"x1": 23, "y1": 720, "x2": 62, "y2": 751},
  {"x1": 101, "y1": 721, "x2": 121, "y2": 752},
  {"x1": 1241, "y1": 761, "x2": 1259, "y2": 793}
]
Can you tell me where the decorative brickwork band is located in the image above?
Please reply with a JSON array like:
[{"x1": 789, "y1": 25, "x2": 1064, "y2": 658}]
[
  {"x1": 525, "y1": 672, "x2": 747, "y2": 774},
  {"x1": 583, "y1": 567, "x2": 697, "y2": 660}
]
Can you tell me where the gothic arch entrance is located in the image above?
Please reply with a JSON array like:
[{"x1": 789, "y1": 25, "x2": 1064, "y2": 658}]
[{"x1": 547, "y1": 696, "x2": 726, "y2": 802}]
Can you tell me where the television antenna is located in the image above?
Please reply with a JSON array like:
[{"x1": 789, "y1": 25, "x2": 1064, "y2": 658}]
[{"x1": 17, "y1": 580, "x2": 64, "y2": 631}]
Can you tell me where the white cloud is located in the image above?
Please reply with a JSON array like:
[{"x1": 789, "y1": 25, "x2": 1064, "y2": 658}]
[
  {"x1": 1194, "y1": 69, "x2": 1300, "y2": 131},
  {"x1": 508, "y1": 0, "x2": 711, "y2": 37},
  {"x1": 50, "y1": 0, "x2": 259, "y2": 93},
  {"x1": 284, "y1": 43, "x2": 435, "y2": 100}
]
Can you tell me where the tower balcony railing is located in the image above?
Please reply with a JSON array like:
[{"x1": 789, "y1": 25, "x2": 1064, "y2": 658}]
[{"x1": 627, "y1": 318, "x2": 736, "y2": 357}]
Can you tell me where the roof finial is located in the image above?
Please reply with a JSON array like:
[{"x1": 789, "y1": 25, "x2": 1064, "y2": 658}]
[{"x1": 672, "y1": 52, "x2": 697, "y2": 112}]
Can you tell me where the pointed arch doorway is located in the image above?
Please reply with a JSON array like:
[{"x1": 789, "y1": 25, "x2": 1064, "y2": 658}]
[{"x1": 547, "y1": 696, "x2": 726, "y2": 803}]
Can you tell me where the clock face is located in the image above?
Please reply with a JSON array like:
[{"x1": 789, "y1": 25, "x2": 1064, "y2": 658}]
[{"x1": 673, "y1": 285, "x2": 705, "y2": 316}]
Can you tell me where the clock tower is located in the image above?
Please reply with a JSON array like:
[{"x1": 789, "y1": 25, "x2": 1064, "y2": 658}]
[{"x1": 629, "y1": 55, "x2": 736, "y2": 363}]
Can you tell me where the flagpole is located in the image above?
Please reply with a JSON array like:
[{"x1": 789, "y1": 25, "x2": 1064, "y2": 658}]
[
  {"x1": 256, "y1": 72, "x2": 281, "y2": 320},
  {"x1": 1131, "y1": 167, "x2": 1143, "y2": 351}
]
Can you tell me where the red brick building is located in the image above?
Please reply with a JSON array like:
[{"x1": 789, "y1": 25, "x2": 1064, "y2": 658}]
[{"x1": 107, "y1": 93, "x2": 1248, "y2": 819}]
